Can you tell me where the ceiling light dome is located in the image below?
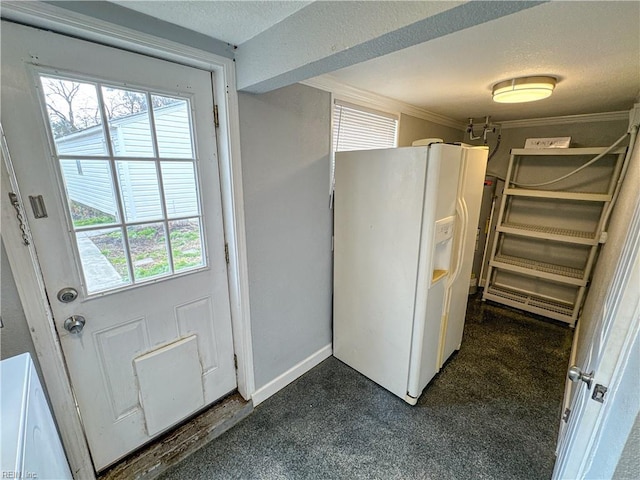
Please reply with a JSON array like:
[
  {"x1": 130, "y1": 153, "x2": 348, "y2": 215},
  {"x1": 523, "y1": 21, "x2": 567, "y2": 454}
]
[{"x1": 492, "y1": 76, "x2": 557, "y2": 103}]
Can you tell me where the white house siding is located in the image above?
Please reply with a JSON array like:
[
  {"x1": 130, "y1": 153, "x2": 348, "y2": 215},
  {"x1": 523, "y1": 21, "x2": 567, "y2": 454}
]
[
  {"x1": 56, "y1": 128, "x2": 107, "y2": 156},
  {"x1": 114, "y1": 119, "x2": 153, "y2": 157},
  {"x1": 117, "y1": 161, "x2": 162, "y2": 222},
  {"x1": 116, "y1": 161, "x2": 199, "y2": 222},
  {"x1": 153, "y1": 105, "x2": 193, "y2": 158},
  {"x1": 160, "y1": 162, "x2": 199, "y2": 218},
  {"x1": 60, "y1": 159, "x2": 117, "y2": 216},
  {"x1": 55, "y1": 105, "x2": 195, "y2": 218}
]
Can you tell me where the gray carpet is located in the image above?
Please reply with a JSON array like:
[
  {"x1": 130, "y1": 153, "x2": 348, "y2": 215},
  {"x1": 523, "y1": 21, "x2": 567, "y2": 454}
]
[{"x1": 159, "y1": 296, "x2": 573, "y2": 480}]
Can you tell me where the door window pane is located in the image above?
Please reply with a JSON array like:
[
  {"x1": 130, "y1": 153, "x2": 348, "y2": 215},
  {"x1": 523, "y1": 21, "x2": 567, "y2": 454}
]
[
  {"x1": 38, "y1": 72, "x2": 207, "y2": 295},
  {"x1": 60, "y1": 159, "x2": 118, "y2": 227},
  {"x1": 152, "y1": 96, "x2": 194, "y2": 158},
  {"x1": 116, "y1": 161, "x2": 163, "y2": 222},
  {"x1": 40, "y1": 76, "x2": 107, "y2": 156},
  {"x1": 161, "y1": 162, "x2": 199, "y2": 218},
  {"x1": 76, "y1": 228, "x2": 131, "y2": 292},
  {"x1": 169, "y1": 219, "x2": 204, "y2": 272},
  {"x1": 102, "y1": 87, "x2": 154, "y2": 157},
  {"x1": 128, "y1": 223, "x2": 171, "y2": 281}
]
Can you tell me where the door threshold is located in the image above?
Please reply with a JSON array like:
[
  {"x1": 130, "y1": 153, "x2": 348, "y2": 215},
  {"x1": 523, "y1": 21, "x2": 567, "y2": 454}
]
[{"x1": 98, "y1": 392, "x2": 253, "y2": 480}]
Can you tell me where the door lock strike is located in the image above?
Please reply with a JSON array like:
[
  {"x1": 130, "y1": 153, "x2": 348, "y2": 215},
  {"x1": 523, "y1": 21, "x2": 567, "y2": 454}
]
[{"x1": 592, "y1": 384, "x2": 607, "y2": 403}]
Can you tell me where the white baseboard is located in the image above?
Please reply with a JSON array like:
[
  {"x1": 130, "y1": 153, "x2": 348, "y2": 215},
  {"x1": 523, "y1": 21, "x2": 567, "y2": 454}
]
[{"x1": 251, "y1": 344, "x2": 332, "y2": 406}]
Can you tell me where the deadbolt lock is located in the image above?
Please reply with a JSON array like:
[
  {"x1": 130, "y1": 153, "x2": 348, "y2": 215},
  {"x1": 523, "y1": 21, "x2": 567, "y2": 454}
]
[{"x1": 57, "y1": 287, "x2": 78, "y2": 303}]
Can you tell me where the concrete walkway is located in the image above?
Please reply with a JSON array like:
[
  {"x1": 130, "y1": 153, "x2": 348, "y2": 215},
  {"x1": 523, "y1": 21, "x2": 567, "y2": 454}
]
[{"x1": 76, "y1": 232, "x2": 125, "y2": 292}]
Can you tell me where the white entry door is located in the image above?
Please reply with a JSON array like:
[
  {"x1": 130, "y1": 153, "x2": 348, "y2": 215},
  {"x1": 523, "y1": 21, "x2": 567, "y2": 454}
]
[
  {"x1": 2, "y1": 22, "x2": 237, "y2": 470},
  {"x1": 553, "y1": 199, "x2": 639, "y2": 478}
]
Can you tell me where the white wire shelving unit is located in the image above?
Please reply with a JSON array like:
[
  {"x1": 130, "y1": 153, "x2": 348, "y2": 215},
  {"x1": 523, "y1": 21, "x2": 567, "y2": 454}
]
[{"x1": 483, "y1": 147, "x2": 627, "y2": 325}]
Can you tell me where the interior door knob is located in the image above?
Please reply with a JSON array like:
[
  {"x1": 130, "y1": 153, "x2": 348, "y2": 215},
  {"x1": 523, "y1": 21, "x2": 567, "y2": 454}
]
[
  {"x1": 64, "y1": 315, "x2": 86, "y2": 334},
  {"x1": 568, "y1": 365, "x2": 593, "y2": 389}
]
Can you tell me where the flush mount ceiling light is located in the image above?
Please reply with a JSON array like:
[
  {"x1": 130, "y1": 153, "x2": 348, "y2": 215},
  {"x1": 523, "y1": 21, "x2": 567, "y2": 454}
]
[{"x1": 492, "y1": 76, "x2": 557, "y2": 103}]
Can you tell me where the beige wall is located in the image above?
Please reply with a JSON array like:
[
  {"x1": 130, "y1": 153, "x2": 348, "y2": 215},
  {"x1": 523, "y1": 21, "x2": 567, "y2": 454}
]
[
  {"x1": 486, "y1": 119, "x2": 629, "y2": 178},
  {"x1": 397, "y1": 113, "x2": 464, "y2": 146}
]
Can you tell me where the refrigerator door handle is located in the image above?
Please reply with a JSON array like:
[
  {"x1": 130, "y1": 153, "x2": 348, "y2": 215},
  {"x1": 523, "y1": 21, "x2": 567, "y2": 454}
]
[
  {"x1": 447, "y1": 155, "x2": 469, "y2": 290},
  {"x1": 447, "y1": 196, "x2": 468, "y2": 288}
]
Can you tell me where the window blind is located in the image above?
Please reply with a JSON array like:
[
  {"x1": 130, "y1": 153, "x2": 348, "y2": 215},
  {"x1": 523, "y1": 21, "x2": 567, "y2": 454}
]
[
  {"x1": 329, "y1": 102, "x2": 398, "y2": 205},
  {"x1": 333, "y1": 102, "x2": 398, "y2": 152}
]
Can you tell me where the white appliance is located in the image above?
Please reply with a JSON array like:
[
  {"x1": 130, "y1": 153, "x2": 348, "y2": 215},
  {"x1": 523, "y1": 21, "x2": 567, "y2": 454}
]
[
  {"x1": 333, "y1": 143, "x2": 488, "y2": 405},
  {"x1": 1, "y1": 353, "x2": 73, "y2": 479}
]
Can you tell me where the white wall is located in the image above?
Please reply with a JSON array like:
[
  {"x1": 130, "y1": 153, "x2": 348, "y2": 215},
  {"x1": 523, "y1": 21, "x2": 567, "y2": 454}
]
[{"x1": 238, "y1": 84, "x2": 333, "y2": 389}]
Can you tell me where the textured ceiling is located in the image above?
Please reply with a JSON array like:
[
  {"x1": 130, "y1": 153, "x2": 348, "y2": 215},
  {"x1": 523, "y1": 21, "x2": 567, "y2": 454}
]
[
  {"x1": 106, "y1": 1, "x2": 639, "y2": 123},
  {"x1": 110, "y1": 1, "x2": 311, "y2": 45},
  {"x1": 324, "y1": 1, "x2": 640, "y2": 122}
]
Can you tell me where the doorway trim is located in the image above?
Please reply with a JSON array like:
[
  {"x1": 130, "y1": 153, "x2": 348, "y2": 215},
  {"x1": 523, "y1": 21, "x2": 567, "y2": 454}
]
[{"x1": 1, "y1": 3, "x2": 254, "y2": 478}]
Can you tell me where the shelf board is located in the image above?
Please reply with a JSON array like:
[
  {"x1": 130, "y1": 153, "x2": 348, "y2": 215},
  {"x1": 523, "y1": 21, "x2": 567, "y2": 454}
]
[
  {"x1": 483, "y1": 285, "x2": 576, "y2": 324},
  {"x1": 498, "y1": 222, "x2": 598, "y2": 245},
  {"x1": 504, "y1": 188, "x2": 611, "y2": 202},
  {"x1": 491, "y1": 254, "x2": 587, "y2": 286},
  {"x1": 511, "y1": 147, "x2": 626, "y2": 156}
]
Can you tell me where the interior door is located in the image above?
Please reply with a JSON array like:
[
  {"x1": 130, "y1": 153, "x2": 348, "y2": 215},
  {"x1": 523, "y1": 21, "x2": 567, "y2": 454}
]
[
  {"x1": 553, "y1": 199, "x2": 639, "y2": 478},
  {"x1": 1, "y1": 22, "x2": 237, "y2": 470}
]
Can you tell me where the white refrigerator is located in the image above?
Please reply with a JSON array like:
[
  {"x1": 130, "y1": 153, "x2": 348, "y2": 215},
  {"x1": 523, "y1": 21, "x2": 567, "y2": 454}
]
[{"x1": 333, "y1": 143, "x2": 488, "y2": 405}]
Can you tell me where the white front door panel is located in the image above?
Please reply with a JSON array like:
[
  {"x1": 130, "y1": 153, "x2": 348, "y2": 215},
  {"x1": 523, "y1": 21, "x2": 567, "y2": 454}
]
[{"x1": 1, "y1": 22, "x2": 236, "y2": 470}]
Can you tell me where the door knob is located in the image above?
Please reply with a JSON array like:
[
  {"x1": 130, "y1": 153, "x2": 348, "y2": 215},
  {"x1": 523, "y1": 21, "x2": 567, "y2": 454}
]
[
  {"x1": 568, "y1": 365, "x2": 593, "y2": 389},
  {"x1": 64, "y1": 315, "x2": 86, "y2": 334}
]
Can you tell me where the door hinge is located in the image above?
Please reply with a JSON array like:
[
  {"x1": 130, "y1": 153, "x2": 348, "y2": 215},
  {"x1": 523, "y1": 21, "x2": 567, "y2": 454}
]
[
  {"x1": 213, "y1": 105, "x2": 219, "y2": 128},
  {"x1": 592, "y1": 383, "x2": 608, "y2": 403},
  {"x1": 562, "y1": 408, "x2": 571, "y2": 423},
  {"x1": 224, "y1": 242, "x2": 230, "y2": 264},
  {"x1": 233, "y1": 354, "x2": 238, "y2": 370}
]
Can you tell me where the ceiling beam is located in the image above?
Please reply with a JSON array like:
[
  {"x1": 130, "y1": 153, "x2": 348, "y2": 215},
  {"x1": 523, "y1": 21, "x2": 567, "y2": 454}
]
[{"x1": 235, "y1": 1, "x2": 546, "y2": 94}]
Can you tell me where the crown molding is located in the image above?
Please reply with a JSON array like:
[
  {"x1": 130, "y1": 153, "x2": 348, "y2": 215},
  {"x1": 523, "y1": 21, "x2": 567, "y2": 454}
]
[
  {"x1": 499, "y1": 111, "x2": 629, "y2": 129},
  {"x1": 301, "y1": 75, "x2": 466, "y2": 131},
  {"x1": 302, "y1": 75, "x2": 630, "y2": 131}
]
